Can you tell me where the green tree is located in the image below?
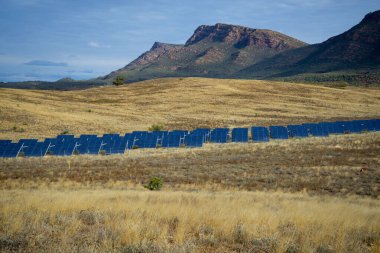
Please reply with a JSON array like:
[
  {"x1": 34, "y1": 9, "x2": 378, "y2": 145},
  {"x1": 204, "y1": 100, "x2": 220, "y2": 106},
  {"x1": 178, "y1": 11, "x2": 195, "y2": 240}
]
[{"x1": 112, "y1": 75, "x2": 124, "y2": 86}]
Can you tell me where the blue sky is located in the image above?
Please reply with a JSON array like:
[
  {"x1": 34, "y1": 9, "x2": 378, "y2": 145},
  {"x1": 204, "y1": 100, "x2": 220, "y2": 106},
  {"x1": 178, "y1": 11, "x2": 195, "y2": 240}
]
[{"x1": 0, "y1": 0, "x2": 379, "y2": 82}]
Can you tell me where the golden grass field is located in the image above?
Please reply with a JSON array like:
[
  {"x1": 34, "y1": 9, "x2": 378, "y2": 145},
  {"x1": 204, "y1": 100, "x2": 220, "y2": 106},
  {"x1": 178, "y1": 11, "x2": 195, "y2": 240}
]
[
  {"x1": 1, "y1": 189, "x2": 379, "y2": 253},
  {"x1": 0, "y1": 77, "x2": 379, "y2": 140},
  {"x1": 1, "y1": 78, "x2": 380, "y2": 252}
]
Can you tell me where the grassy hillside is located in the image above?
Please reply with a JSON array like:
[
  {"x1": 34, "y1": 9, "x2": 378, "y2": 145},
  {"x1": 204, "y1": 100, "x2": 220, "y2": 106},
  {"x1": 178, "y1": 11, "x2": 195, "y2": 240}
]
[
  {"x1": 1, "y1": 77, "x2": 380, "y2": 252},
  {"x1": 1, "y1": 133, "x2": 380, "y2": 252},
  {"x1": 0, "y1": 77, "x2": 379, "y2": 140},
  {"x1": 1, "y1": 189, "x2": 378, "y2": 253}
]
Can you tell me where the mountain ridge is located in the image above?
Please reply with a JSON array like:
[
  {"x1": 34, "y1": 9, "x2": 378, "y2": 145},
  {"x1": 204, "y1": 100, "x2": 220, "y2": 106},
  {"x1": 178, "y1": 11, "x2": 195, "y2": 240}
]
[
  {"x1": 1, "y1": 11, "x2": 379, "y2": 90},
  {"x1": 103, "y1": 23, "x2": 308, "y2": 82}
]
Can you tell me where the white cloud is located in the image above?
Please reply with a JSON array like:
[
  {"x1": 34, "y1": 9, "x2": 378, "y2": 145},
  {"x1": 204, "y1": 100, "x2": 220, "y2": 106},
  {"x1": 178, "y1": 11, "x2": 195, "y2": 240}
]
[{"x1": 88, "y1": 41, "x2": 111, "y2": 48}]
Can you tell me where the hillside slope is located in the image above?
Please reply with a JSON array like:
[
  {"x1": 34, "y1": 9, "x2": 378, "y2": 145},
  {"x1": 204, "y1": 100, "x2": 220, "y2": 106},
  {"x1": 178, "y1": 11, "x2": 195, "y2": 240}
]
[
  {"x1": 1, "y1": 77, "x2": 379, "y2": 140},
  {"x1": 237, "y1": 10, "x2": 380, "y2": 84},
  {"x1": 103, "y1": 23, "x2": 307, "y2": 83}
]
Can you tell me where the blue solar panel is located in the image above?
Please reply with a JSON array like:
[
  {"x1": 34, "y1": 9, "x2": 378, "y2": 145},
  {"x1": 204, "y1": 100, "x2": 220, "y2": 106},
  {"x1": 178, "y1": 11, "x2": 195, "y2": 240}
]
[
  {"x1": 210, "y1": 128, "x2": 229, "y2": 143},
  {"x1": 185, "y1": 134, "x2": 204, "y2": 147},
  {"x1": 25, "y1": 142, "x2": 50, "y2": 157},
  {"x1": 252, "y1": 127, "x2": 270, "y2": 142},
  {"x1": 75, "y1": 137, "x2": 102, "y2": 155},
  {"x1": 170, "y1": 130, "x2": 188, "y2": 137},
  {"x1": 287, "y1": 125, "x2": 308, "y2": 138},
  {"x1": 110, "y1": 137, "x2": 129, "y2": 154},
  {"x1": 141, "y1": 134, "x2": 159, "y2": 148},
  {"x1": 0, "y1": 143, "x2": 23, "y2": 158},
  {"x1": 345, "y1": 120, "x2": 367, "y2": 133},
  {"x1": 269, "y1": 126, "x2": 289, "y2": 139},
  {"x1": 231, "y1": 128, "x2": 249, "y2": 142},
  {"x1": 56, "y1": 135, "x2": 75, "y2": 142},
  {"x1": 130, "y1": 131, "x2": 149, "y2": 148},
  {"x1": 191, "y1": 128, "x2": 211, "y2": 142},
  {"x1": 318, "y1": 122, "x2": 344, "y2": 135},
  {"x1": 303, "y1": 123, "x2": 329, "y2": 137},
  {"x1": 18, "y1": 139, "x2": 38, "y2": 146},
  {"x1": 46, "y1": 137, "x2": 77, "y2": 156},
  {"x1": 365, "y1": 119, "x2": 380, "y2": 131},
  {"x1": 162, "y1": 133, "x2": 182, "y2": 148},
  {"x1": 56, "y1": 140, "x2": 76, "y2": 156},
  {"x1": 0, "y1": 140, "x2": 11, "y2": 145}
]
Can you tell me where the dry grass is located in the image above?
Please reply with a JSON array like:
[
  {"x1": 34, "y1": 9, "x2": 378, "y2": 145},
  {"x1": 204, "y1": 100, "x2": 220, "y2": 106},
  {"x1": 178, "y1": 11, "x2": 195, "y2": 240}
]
[
  {"x1": 0, "y1": 77, "x2": 379, "y2": 140},
  {"x1": 1, "y1": 132, "x2": 379, "y2": 197},
  {"x1": 1, "y1": 189, "x2": 379, "y2": 253},
  {"x1": 1, "y1": 77, "x2": 380, "y2": 252}
]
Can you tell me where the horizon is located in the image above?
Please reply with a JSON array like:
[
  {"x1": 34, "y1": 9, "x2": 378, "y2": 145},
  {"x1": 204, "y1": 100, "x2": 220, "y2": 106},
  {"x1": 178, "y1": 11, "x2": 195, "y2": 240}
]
[{"x1": 0, "y1": 0, "x2": 379, "y2": 82}]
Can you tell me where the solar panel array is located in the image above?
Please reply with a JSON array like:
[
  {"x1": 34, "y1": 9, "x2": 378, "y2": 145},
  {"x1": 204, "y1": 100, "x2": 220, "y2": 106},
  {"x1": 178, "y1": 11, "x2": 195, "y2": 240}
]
[{"x1": 1, "y1": 118, "x2": 379, "y2": 158}]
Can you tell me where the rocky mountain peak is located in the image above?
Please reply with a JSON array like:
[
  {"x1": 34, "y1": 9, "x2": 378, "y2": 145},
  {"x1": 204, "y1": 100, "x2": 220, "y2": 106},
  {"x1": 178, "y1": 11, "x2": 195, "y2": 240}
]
[{"x1": 185, "y1": 23, "x2": 307, "y2": 50}]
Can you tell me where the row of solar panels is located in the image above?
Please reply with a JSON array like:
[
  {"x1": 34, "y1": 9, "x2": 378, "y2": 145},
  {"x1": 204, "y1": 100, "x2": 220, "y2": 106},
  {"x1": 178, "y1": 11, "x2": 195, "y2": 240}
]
[{"x1": 0, "y1": 119, "x2": 379, "y2": 158}]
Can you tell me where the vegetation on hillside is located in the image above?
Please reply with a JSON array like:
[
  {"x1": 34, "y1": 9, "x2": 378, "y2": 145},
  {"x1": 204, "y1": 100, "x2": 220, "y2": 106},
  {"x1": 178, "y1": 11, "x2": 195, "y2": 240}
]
[{"x1": 1, "y1": 78, "x2": 379, "y2": 140}]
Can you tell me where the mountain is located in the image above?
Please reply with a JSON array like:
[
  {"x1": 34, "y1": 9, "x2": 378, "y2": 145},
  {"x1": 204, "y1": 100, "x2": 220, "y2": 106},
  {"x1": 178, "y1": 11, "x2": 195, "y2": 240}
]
[
  {"x1": 102, "y1": 23, "x2": 307, "y2": 83},
  {"x1": 2, "y1": 11, "x2": 379, "y2": 90},
  {"x1": 236, "y1": 10, "x2": 380, "y2": 84}
]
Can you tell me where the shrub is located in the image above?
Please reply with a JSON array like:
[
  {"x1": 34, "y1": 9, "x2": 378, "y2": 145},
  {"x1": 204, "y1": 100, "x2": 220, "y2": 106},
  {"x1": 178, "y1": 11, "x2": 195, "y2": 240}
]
[
  {"x1": 148, "y1": 124, "x2": 165, "y2": 131},
  {"x1": 60, "y1": 129, "x2": 70, "y2": 135},
  {"x1": 144, "y1": 177, "x2": 163, "y2": 191},
  {"x1": 113, "y1": 75, "x2": 124, "y2": 86}
]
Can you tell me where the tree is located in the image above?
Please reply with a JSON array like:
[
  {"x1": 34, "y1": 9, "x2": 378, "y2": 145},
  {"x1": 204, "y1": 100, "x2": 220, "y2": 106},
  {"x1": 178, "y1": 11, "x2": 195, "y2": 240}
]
[{"x1": 112, "y1": 75, "x2": 124, "y2": 86}]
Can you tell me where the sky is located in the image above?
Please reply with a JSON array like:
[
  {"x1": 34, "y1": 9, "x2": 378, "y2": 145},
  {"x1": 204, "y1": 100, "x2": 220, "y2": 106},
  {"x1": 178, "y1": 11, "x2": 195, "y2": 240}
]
[{"x1": 0, "y1": 0, "x2": 379, "y2": 82}]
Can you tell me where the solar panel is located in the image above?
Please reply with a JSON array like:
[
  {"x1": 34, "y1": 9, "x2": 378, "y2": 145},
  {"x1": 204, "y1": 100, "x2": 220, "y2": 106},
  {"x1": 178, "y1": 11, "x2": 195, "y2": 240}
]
[
  {"x1": 345, "y1": 120, "x2": 367, "y2": 133},
  {"x1": 191, "y1": 128, "x2": 211, "y2": 142},
  {"x1": 130, "y1": 131, "x2": 149, "y2": 148},
  {"x1": 24, "y1": 142, "x2": 50, "y2": 157},
  {"x1": 56, "y1": 135, "x2": 75, "y2": 142},
  {"x1": 109, "y1": 137, "x2": 129, "y2": 154},
  {"x1": 56, "y1": 140, "x2": 77, "y2": 156},
  {"x1": 252, "y1": 127, "x2": 270, "y2": 142},
  {"x1": 162, "y1": 133, "x2": 182, "y2": 148},
  {"x1": 231, "y1": 128, "x2": 249, "y2": 142},
  {"x1": 1, "y1": 143, "x2": 23, "y2": 158},
  {"x1": 124, "y1": 134, "x2": 134, "y2": 150},
  {"x1": 287, "y1": 125, "x2": 308, "y2": 138},
  {"x1": 269, "y1": 126, "x2": 289, "y2": 139},
  {"x1": 373, "y1": 119, "x2": 380, "y2": 131},
  {"x1": 0, "y1": 140, "x2": 11, "y2": 145},
  {"x1": 365, "y1": 119, "x2": 380, "y2": 131},
  {"x1": 210, "y1": 128, "x2": 229, "y2": 143},
  {"x1": 170, "y1": 130, "x2": 188, "y2": 137},
  {"x1": 185, "y1": 134, "x2": 204, "y2": 147},
  {"x1": 141, "y1": 134, "x2": 159, "y2": 149},
  {"x1": 303, "y1": 123, "x2": 329, "y2": 137},
  {"x1": 18, "y1": 139, "x2": 38, "y2": 146}
]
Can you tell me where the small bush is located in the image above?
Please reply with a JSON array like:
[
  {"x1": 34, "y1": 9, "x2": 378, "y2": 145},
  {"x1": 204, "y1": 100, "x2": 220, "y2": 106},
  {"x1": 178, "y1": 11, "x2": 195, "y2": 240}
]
[
  {"x1": 144, "y1": 177, "x2": 163, "y2": 191},
  {"x1": 60, "y1": 129, "x2": 70, "y2": 135},
  {"x1": 148, "y1": 124, "x2": 164, "y2": 131},
  {"x1": 113, "y1": 75, "x2": 124, "y2": 86}
]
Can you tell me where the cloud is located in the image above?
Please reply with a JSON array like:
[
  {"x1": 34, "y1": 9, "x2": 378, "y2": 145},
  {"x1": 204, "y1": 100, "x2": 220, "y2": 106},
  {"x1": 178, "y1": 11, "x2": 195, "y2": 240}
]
[
  {"x1": 88, "y1": 41, "x2": 111, "y2": 48},
  {"x1": 24, "y1": 60, "x2": 68, "y2": 67}
]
